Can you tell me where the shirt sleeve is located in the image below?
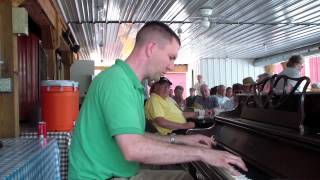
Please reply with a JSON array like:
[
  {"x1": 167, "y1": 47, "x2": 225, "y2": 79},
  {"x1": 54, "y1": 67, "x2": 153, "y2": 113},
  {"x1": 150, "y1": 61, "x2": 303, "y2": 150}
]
[
  {"x1": 223, "y1": 99, "x2": 234, "y2": 111},
  {"x1": 211, "y1": 96, "x2": 219, "y2": 108},
  {"x1": 145, "y1": 96, "x2": 165, "y2": 120},
  {"x1": 100, "y1": 77, "x2": 144, "y2": 136}
]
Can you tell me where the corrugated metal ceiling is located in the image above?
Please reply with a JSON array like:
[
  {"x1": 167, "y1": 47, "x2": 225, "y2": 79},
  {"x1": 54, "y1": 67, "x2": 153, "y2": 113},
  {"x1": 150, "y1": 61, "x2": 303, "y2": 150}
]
[{"x1": 56, "y1": 0, "x2": 320, "y2": 66}]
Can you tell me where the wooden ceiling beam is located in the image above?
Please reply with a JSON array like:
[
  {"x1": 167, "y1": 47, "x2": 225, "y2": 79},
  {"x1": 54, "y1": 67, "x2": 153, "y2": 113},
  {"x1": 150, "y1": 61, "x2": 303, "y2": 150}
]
[
  {"x1": 21, "y1": 0, "x2": 68, "y2": 50},
  {"x1": 11, "y1": 0, "x2": 25, "y2": 7}
]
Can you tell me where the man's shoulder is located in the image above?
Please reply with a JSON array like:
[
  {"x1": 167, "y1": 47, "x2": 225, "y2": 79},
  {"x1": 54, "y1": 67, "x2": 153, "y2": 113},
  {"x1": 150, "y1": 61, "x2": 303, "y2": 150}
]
[
  {"x1": 208, "y1": 96, "x2": 218, "y2": 104},
  {"x1": 279, "y1": 67, "x2": 300, "y2": 77},
  {"x1": 146, "y1": 94, "x2": 168, "y2": 112},
  {"x1": 102, "y1": 65, "x2": 127, "y2": 79},
  {"x1": 148, "y1": 94, "x2": 167, "y2": 104},
  {"x1": 209, "y1": 95, "x2": 218, "y2": 100},
  {"x1": 95, "y1": 65, "x2": 131, "y2": 87},
  {"x1": 150, "y1": 93, "x2": 161, "y2": 99},
  {"x1": 194, "y1": 95, "x2": 204, "y2": 102},
  {"x1": 167, "y1": 97, "x2": 178, "y2": 105}
]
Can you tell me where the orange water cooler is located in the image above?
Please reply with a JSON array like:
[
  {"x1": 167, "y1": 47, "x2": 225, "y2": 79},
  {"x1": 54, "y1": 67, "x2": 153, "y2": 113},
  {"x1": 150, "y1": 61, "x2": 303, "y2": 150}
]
[{"x1": 41, "y1": 80, "x2": 79, "y2": 131}]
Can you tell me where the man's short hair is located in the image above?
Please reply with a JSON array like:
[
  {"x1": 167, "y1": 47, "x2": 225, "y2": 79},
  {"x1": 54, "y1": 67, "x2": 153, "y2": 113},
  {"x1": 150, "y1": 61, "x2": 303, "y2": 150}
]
[
  {"x1": 174, "y1": 85, "x2": 184, "y2": 91},
  {"x1": 257, "y1": 73, "x2": 272, "y2": 83},
  {"x1": 135, "y1": 21, "x2": 181, "y2": 47},
  {"x1": 210, "y1": 86, "x2": 218, "y2": 95},
  {"x1": 242, "y1": 77, "x2": 255, "y2": 86},
  {"x1": 232, "y1": 83, "x2": 243, "y2": 94},
  {"x1": 155, "y1": 76, "x2": 172, "y2": 85},
  {"x1": 258, "y1": 73, "x2": 272, "y2": 79},
  {"x1": 200, "y1": 84, "x2": 208, "y2": 91},
  {"x1": 218, "y1": 85, "x2": 225, "y2": 89},
  {"x1": 287, "y1": 55, "x2": 303, "y2": 67}
]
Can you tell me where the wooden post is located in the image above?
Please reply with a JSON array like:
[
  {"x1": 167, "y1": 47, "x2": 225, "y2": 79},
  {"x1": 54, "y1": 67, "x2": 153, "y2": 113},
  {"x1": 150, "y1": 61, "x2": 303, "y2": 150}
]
[
  {"x1": 0, "y1": 0, "x2": 20, "y2": 137},
  {"x1": 41, "y1": 18, "x2": 61, "y2": 80},
  {"x1": 61, "y1": 51, "x2": 74, "y2": 80},
  {"x1": 63, "y1": 64, "x2": 70, "y2": 80},
  {"x1": 44, "y1": 49, "x2": 56, "y2": 79}
]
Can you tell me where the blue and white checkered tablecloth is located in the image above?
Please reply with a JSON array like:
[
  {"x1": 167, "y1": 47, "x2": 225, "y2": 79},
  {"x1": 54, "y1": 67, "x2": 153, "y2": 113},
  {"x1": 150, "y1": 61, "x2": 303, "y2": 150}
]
[
  {"x1": 20, "y1": 132, "x2": 71, "y2": 180},
  {"x1": 0, "y1": 138, "x2": 60, "y2": 180}
]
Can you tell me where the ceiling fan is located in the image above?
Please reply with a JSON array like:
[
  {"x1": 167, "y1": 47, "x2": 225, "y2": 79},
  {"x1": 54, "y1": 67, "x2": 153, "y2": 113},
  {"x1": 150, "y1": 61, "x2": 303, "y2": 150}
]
[
  {"x1": 188, "y1": 7, "x2": 234, "y2": 28},
  {"x1": 188, "y1": 7, "x2": 319, "y2": 29},
  {"x1": 189, "y1": 7, "x2": 217, "y2": 28}
]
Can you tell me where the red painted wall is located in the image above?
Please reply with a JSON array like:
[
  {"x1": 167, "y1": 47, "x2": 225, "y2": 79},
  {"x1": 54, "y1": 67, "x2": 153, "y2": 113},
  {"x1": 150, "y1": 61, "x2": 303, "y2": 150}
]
[
  {"x1": 309, "y1": 57, "x2": 320, "y2": 83},
  {"x1": 274, "y1": 63, "x2": 283, "y2": 74},
  {"x1": 18, "y1": 34, "x2": 39, "y2": 122},
  {"x1": 165, "y1": 72, "x2": 187, "y2": 98}
]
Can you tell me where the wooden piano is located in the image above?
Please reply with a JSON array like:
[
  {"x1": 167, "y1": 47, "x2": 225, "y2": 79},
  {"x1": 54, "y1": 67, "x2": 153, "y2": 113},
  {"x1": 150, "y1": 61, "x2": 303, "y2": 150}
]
[{"x1": 187, "y1": 75, "x2": 320, "y2": 179}]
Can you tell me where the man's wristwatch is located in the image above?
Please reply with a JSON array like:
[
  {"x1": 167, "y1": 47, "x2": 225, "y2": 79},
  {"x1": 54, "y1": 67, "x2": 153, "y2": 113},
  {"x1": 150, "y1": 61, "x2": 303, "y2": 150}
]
[{"x1": 169, "y1": 133, "x2": 176, "y2": 144}]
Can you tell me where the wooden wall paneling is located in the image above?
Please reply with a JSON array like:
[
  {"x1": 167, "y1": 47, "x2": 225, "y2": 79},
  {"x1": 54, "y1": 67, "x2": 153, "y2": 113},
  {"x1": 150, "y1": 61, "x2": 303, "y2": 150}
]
[{"x1": 0, "y1": 0, "x2": 19, "y2": 137}]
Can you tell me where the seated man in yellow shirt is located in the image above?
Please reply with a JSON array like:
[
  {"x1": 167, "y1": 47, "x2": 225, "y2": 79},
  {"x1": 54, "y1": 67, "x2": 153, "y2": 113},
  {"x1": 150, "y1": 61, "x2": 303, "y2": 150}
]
[{"x1": 145, "y1": 77, "x2": 196, "y2": 135}]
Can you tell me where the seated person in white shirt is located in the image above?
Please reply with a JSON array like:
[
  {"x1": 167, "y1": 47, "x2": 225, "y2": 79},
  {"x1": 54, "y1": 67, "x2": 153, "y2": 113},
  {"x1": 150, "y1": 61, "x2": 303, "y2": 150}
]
[
  {"x1": 275, "y1": 55, "x2": 304, "y2": 92},
  {"x1": 223, "y1": 83, "x2": 243, "y2": 111},
  {"x1": 145, "y1": 77, "x2": 196, "y2": 135},
  {"x1": 194, "y1": 84, "x2": 219, "y2": 116},
  {"x1": 226, "y1": 87, "x2": 233, "y2": 98},
  {"x1": 214, "y1": 85, "x2": 230, "y2": 107}
]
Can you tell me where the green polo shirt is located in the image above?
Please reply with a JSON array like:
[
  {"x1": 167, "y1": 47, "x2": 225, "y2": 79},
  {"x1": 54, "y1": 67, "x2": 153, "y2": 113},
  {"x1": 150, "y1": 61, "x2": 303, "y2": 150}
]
[{"x1": 68, "y1": 59, "x2": 145, "y2": 180}]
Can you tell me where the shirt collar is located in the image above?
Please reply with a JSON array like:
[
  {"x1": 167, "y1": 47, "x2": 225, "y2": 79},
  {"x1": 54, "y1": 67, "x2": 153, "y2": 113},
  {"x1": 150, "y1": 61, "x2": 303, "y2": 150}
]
[
  {"x1": 115, "y1": 59, "x2": 144, "y2": 90},
  {"x1": 151, "y1": 93, "x2": 166, "y2": 100}
]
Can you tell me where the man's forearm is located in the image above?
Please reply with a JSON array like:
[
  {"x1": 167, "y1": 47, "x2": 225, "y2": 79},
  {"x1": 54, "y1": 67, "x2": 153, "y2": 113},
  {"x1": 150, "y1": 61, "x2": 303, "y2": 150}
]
[
  {"x1": 154, "y1": 117, "x2": 189, "y2": 130},
  {"x1": 140, "y1": 138, "x2": 204, "y2": 165},
  {"x1": 118, "y1": 134, "x2": 204, "y2": 165},
  {"x1": 116, "y1": 134, "x2": 247, "y2": 176},
  {"x1": 145, "y1": 132, "x2": 170, "y2": 143},
  {"x1": 145, "y1": 132, "x2": 195, "y2": 145}
]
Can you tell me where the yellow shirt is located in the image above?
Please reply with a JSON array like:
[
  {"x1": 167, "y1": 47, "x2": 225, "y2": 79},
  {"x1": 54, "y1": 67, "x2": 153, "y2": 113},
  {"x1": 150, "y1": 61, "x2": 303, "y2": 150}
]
[{"x1": 145, "y1": 93, "x2": 186, "y2": 135}]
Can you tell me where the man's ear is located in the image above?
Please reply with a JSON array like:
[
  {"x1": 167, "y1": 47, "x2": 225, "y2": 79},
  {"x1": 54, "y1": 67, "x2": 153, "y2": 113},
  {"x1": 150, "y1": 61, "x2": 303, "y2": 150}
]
[{"x1": 145, "y1": 41, "x2": 157, "y2": 58}]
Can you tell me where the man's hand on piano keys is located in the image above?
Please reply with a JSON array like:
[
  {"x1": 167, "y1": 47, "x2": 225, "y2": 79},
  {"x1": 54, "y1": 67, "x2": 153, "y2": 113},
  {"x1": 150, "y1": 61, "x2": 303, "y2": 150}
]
[
  {"x1": 176, "y1": 134, "x2": 216, "y2": 148},
  {"x1": 200, "y1": 149, "x2": 248, "y2": 176}
]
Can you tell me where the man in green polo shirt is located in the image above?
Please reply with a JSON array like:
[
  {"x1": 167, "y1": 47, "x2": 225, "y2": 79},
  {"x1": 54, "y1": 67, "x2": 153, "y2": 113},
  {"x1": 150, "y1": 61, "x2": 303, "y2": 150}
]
[{"x1": 69, "y1": 21, "x2": 247, "y2": 180}]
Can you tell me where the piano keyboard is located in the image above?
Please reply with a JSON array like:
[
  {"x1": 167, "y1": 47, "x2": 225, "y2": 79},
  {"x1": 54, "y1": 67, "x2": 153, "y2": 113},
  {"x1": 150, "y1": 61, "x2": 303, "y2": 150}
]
[
  {"x1": 232, "y1": 174, "x2": 252, "y2": 180},
  {"x1": 205, "y1": 164, "x2": 252, "y2": 180}
]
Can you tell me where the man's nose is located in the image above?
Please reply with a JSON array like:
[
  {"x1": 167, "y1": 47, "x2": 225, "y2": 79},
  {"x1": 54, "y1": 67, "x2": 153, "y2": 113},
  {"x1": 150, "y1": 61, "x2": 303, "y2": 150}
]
[{"x1": 167, "y1": 63, "x2": 174, "y2": 71}]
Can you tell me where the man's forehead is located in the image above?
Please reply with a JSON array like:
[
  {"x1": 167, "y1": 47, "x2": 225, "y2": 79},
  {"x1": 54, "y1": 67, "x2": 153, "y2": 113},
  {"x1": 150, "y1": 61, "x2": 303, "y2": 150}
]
[
  {"x1": 201, "y1": 86, "x2": 208, "y2": 90},
  {"x1": 159, "y1": 83, "x2": 171, "y2": 87},
  {"x1": 168, "y1": 39, "x2": 180, "y2": 51}
]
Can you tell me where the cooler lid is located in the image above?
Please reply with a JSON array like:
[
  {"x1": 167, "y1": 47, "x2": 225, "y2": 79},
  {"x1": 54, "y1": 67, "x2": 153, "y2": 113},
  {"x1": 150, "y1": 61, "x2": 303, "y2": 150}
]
[{"x1": 41, "y1": 80, "x2": 79, "y2": 87}]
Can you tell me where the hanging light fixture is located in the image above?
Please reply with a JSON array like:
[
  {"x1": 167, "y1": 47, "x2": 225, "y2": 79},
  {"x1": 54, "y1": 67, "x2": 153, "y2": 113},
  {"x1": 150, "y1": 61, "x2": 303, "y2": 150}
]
[
  {"x1": 200, "y1": 17, "x2": 210, "y2": 28},
  {"x1": 199, "y1": 7, "x2": 213, "y2": 17},
  {"x1": 199, "y1": 7, "x2": 213, "y2": 29}
]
